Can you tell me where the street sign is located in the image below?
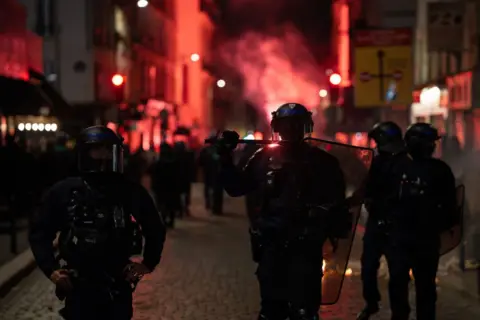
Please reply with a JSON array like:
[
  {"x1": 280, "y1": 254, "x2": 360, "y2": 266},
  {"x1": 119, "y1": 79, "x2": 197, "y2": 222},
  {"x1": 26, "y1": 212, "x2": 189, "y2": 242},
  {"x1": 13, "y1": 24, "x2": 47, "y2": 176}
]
[
  {"x1": 354, "y1": 28, "x2": 413, "y2": 108},
  {"x1": 359, "y1": 72, "x2": 371, "y2": 82},
  {"x1": 393, "y1": 70, "x2": 403, "y2": 80}
]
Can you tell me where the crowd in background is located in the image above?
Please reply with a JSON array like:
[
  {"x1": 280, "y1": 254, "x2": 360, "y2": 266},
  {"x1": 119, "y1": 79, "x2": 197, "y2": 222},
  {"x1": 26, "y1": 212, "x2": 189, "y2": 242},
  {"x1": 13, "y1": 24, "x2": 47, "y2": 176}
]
[
  {"x1": 0, "y1": 131, "x2": 477, "y2": 267},
  {"x1": 0, "y1": 131, "x2": 228, "y2": 248}
]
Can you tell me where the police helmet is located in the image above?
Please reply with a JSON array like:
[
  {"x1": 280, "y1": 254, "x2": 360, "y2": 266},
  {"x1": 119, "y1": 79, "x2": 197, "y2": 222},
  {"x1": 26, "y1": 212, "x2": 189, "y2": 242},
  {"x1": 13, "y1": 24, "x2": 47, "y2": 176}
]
[
  {"x1": 368, "y1": 121, "x2": 404, "y2": 154},
  {"x1": 76, "y1": 126, "x2": 124, "y2": 174},
  {"x1": 270, "y1": 103, "x2": 313, "y2": 140},
  {"x1": 404, "y1": 122, "x2": 440, "y2": 158}
]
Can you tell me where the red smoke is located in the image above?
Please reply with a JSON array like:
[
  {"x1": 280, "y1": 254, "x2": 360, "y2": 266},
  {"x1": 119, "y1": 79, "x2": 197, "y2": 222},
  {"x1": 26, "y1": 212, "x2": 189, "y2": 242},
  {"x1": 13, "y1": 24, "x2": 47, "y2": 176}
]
[{"x1": 218, "y1": 24, "x2": 327, "y2": 123}]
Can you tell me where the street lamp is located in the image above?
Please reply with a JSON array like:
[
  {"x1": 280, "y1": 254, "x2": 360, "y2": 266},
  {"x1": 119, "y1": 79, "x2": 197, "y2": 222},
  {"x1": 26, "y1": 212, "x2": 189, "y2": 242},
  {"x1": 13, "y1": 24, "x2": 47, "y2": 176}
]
[
  {"x1": 190, "y1": 53, "x2": 200, "y2": 62},
  {"x1": 217, "y1": 79, "x2": 226, "y2": 88},
  {"x1": 319, "y1": 89, "x2": 328, "y2": 98},
  {"x1": 329, "y1": 73, "x2": 342, "y2": 86},
  {"x1": 137, "y1": 0, "x2": 148, "y2": 8}
]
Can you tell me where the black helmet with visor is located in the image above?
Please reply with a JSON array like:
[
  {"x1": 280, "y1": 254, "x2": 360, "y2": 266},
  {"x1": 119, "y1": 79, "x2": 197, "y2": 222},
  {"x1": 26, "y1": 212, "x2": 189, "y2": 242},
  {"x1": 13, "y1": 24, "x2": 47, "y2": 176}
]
[{"x1": 76, "y1": 126, "x2": 124, "y2": 174}]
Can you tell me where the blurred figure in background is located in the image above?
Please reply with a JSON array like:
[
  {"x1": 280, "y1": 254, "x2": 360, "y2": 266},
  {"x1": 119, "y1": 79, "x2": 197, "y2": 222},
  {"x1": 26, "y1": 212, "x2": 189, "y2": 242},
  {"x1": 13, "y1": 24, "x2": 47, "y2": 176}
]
[
  {"x1": 199, "y1": 137, "x2": 224, "y2": 215},
  {"x1": 151, "y1": 143, "x2": 181, "y2": 228},
  {"x1": 0, "y1": 134, "x2": 38, "y2": 253},
  {"x1": 124, "y1": 149, "x2": 149, "y2": 185},
  {"x1": 173, "y1": 138, "x2": 195, "y2": 217}
]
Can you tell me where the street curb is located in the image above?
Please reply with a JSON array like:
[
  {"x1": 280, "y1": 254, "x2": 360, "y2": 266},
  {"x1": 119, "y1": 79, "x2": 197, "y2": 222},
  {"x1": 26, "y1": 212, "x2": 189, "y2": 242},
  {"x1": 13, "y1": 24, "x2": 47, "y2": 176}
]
[{"x1": 0, "y1": 249, "x2": 36, "y2": 298}]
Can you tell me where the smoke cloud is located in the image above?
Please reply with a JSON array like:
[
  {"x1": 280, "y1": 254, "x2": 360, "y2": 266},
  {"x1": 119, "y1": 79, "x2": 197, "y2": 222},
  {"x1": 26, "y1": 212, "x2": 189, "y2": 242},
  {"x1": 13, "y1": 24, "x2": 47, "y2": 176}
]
[{"x1": 218, "y1": 23, "x2": 327, "y2": 123}]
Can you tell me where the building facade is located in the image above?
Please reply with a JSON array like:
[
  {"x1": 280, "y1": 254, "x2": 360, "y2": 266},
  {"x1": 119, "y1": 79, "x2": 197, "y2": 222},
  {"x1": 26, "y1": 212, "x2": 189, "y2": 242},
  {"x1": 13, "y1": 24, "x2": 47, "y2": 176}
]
[
  {"x1": 0, "y1": 0, "x2": 46, "y2": 149},
  {"x1": 18, "y1": 0, "x2": 217, "y2": 150},
  {"x1": 414, "y1": 0, "x2": 480, "y2": 275},
  {"x1": 413, "y1": 0, "x2": 477, "y2": 150},
  {"x1": 175, "y1": 0, "x2": 218, "y2": 140}
]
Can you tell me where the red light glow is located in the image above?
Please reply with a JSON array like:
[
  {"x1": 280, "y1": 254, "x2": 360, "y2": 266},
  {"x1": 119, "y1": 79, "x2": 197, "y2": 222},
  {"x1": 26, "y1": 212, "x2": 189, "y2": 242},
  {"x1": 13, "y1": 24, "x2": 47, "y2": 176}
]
[
  {"x1": 219, "y1": 24, "x2": 325, "y2": 123},
  {"x1": 339, "y1": 3, "x2": 350, "y2": 86},
  {"x1": 112, "y1": 74, "x2": 124, "y2": 86},
  {"x1": 329, "y1": 73, "x2": 341, "y2": 86}
]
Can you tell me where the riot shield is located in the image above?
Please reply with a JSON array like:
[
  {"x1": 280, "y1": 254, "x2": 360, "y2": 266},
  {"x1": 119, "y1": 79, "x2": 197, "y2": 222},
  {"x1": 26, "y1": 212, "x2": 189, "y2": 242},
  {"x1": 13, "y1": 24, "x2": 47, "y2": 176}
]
[
  {"x1": 439, "y1": 184, "x2": 465, "y2": 256},
  {"x1": 304, "y1": 138, "x2": 374, "y2": 305}
]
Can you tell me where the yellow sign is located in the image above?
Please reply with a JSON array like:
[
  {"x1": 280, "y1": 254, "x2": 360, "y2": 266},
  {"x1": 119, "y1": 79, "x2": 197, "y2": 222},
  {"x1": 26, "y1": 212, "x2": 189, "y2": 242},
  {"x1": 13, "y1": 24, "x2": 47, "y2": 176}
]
[{"x1": 354, "y1": 29, "x2": 413, "y2": 107}]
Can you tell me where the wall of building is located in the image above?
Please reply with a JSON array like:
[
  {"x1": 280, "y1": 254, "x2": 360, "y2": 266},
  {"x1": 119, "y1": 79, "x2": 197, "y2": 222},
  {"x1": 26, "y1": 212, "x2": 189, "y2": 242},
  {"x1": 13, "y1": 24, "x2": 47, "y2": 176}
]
[
  {"x1": 414, "y1": 0, "x2": 477, "y2": 86},
  {"x1": 175, "y1": 0, "x2": 214, "y2": 137},
  {"x1": 57, "y1": 0, "x2": 95, "y2": 104}
]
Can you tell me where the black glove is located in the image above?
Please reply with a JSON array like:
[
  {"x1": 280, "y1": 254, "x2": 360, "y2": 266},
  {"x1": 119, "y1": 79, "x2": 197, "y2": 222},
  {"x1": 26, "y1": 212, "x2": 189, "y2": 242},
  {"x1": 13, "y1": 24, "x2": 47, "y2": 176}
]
[{"x1": 215, "y1": 130, "x2": 239, "y2": 155}]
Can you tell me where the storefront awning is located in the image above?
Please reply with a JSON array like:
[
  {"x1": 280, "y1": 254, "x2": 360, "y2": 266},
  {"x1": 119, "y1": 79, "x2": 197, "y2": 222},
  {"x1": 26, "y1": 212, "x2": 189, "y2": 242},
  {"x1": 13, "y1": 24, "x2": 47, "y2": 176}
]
[
  {"x1": 0, "y1": 75, "x2": 48, "y2": 115},
  {"x1": 0, "y1": 69, "x2": 73, "y2": 118}
]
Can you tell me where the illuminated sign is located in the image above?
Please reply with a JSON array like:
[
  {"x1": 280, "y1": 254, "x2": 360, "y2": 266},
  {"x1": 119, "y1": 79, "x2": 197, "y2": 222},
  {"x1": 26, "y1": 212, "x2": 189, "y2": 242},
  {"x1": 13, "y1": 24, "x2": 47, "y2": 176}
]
[
  {"x1": 354, "y1": 28, "x2": 413, "y2": 107},
  {"x1": 446, "y1": 71, "x2": 472, "y2": 110}
]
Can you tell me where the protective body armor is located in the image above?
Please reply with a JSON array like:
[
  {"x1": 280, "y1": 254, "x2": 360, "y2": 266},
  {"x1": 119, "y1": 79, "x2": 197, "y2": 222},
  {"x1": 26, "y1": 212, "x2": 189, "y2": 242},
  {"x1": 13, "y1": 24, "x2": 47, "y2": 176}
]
[
  {"x1": 262, "y1": 145, "x2": 311, "y2": 224},
  {"x1": 257, "y1": 144, "x2": 346, "y2": 237},
  {"x1": 389, "y1": 159, "x2": 438, "y2": 232},
  {"x1": 59, "y1": 182, "x2": 142, "y2": 270}
]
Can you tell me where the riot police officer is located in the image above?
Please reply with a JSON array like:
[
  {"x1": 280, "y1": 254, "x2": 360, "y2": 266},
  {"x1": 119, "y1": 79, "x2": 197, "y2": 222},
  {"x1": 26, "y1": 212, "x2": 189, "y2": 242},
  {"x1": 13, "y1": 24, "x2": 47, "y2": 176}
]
[
  {"x1": 380, "y1": 123, "x2": 457, "y2": 319},
  {"x1": 357, "y1": 121, "x2": 405, "y2": 320},
  {"x1": 29, "y1": 126, "x2": 166, "y2": 320},
  {"x1": 215, "y1": 103, "x2": 349, "y2": 320}
]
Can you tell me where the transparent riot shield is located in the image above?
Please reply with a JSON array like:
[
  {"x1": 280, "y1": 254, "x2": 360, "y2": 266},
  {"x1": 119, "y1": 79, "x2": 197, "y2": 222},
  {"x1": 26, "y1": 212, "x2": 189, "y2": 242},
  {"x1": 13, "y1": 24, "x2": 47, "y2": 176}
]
[
  {"x1": 439, "y1": 184, "x2": 465, "y2": 256},
  {"x1": 304, "y1": 137, "x2": 374, "y2": 305}
]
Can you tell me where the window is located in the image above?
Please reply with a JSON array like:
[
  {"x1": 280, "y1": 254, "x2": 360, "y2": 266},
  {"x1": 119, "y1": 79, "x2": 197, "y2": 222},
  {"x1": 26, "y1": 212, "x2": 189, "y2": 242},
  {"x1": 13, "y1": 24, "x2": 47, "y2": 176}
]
[{"x1": 157, "y1": 65, "x2": 167, "y2": 99}]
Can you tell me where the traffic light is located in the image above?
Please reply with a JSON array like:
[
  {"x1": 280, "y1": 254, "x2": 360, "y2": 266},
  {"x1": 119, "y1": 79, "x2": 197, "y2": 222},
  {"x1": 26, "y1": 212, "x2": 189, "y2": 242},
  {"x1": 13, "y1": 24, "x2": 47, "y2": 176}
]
[
  {"x1": 111, "y1": 73, "x2": 125, "y2": 104},
  {"x1": 328, "y1": 73, "x2": 342, "y2": 105}
]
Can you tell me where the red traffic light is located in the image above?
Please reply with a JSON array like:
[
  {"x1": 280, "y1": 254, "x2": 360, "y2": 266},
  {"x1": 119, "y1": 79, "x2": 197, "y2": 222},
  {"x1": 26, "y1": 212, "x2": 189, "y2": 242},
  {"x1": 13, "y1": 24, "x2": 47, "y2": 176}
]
[
  {"x1": 112, "y1": 74, "x2": 125, "y2": 86},
  {"x1": 329, "y1": 73, "x2": 341, "y2": 86}
]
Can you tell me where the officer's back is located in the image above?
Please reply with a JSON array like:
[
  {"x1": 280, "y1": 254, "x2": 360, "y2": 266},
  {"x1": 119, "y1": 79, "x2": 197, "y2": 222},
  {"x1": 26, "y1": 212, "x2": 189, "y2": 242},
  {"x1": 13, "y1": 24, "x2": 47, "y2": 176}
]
[{"x1": 387, "y1": 140, "x2": 456, "y2": 238}]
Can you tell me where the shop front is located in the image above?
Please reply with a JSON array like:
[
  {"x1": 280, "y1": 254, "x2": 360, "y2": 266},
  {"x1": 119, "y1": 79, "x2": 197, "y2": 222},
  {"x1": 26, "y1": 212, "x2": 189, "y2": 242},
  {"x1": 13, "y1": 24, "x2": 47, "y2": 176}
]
[
  {"x1": 0, "y1": 31, "x2": 69, "y2": 153},
  {"x1": 446, "y1": 70, "x2": 472, "y2": 149}
]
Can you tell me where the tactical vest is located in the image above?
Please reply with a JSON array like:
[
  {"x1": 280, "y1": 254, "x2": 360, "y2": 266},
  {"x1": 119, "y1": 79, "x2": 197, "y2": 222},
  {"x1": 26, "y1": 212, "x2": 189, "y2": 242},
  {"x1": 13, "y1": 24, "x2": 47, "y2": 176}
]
[
  {"x1": 260, "y1": 145, "x2": 314, "y2": 225},
  {"x1": 59, "y1": 182, "x2": 142, "y2": 269}
]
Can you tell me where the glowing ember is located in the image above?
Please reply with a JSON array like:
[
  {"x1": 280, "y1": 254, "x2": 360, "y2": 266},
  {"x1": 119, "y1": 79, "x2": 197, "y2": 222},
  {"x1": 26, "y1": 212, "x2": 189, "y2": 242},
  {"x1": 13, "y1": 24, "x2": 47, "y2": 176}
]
[
  {"x1": 322, "y1": 259, "x2": 326, "y2": 272},
  {"x1": 219, "y1": 24, "x2": 327, "y2": 125},
  {"x1": 345, "y1": 268, "x2": 353, "y2": 276}
]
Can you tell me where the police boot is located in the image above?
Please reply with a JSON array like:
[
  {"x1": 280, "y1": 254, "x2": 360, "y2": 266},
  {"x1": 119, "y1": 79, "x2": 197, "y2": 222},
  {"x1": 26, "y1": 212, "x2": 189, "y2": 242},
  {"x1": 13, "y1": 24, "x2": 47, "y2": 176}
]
[{"x1": 356, "y1": 304, "x2": 379, "y2": 320}]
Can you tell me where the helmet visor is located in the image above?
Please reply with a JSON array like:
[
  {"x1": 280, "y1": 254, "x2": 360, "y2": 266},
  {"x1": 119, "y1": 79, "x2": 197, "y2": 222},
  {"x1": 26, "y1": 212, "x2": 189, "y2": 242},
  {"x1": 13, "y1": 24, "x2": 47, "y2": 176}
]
[{"x1": 78, "y1": 143, "x2": 123, "y2": 173}]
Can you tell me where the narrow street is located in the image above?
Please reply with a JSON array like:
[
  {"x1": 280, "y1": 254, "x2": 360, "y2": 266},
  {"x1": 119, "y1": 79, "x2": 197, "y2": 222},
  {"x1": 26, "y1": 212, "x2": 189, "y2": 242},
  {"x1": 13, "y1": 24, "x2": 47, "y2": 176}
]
[{"x1": 0, "y1": 189, "x2": 479, "y2": 319}]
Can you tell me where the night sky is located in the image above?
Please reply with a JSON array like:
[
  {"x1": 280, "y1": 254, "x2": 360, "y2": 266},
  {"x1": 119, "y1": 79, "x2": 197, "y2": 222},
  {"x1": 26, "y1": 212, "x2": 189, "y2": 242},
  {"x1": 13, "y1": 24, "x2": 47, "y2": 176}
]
[{"x1": 217, "y1": 0, "x2": 333, "y2": 61}]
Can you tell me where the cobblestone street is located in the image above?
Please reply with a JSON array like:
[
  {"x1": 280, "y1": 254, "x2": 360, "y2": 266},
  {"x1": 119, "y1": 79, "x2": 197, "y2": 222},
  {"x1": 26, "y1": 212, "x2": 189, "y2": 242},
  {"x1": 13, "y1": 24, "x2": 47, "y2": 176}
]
[{"x1": 1, "y1": 195, "x2": 480, "y2": 319}]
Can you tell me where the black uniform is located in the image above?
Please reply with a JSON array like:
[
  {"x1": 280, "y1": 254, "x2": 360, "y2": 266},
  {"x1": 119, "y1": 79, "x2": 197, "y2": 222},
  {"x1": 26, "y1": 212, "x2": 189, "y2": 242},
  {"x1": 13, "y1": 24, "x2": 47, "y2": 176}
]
[
  {"x1": 29, "y1": 126, "x2": 166, "y2": 320},
  {"x1": 372, "y1": 123, "x2": 457, "y2": 320},
  {"x1": 216, "y1": 103, "x2": 347, "y2": 320},
  {"x1": 358, "y1": 121, "x2": 405, "y2": 319},
  {"x1": 237, "y1": 144, "x2": 262, "y2": 225},
  {"x1": 151, "y1": 143, "x2": 181, "y2": 228},
  {"x1": 199, "y1": 143, "x2": 224, "y2": 215},
  {"x1": 173, "y1": 141, "x2": 195, "y2": 216}
]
